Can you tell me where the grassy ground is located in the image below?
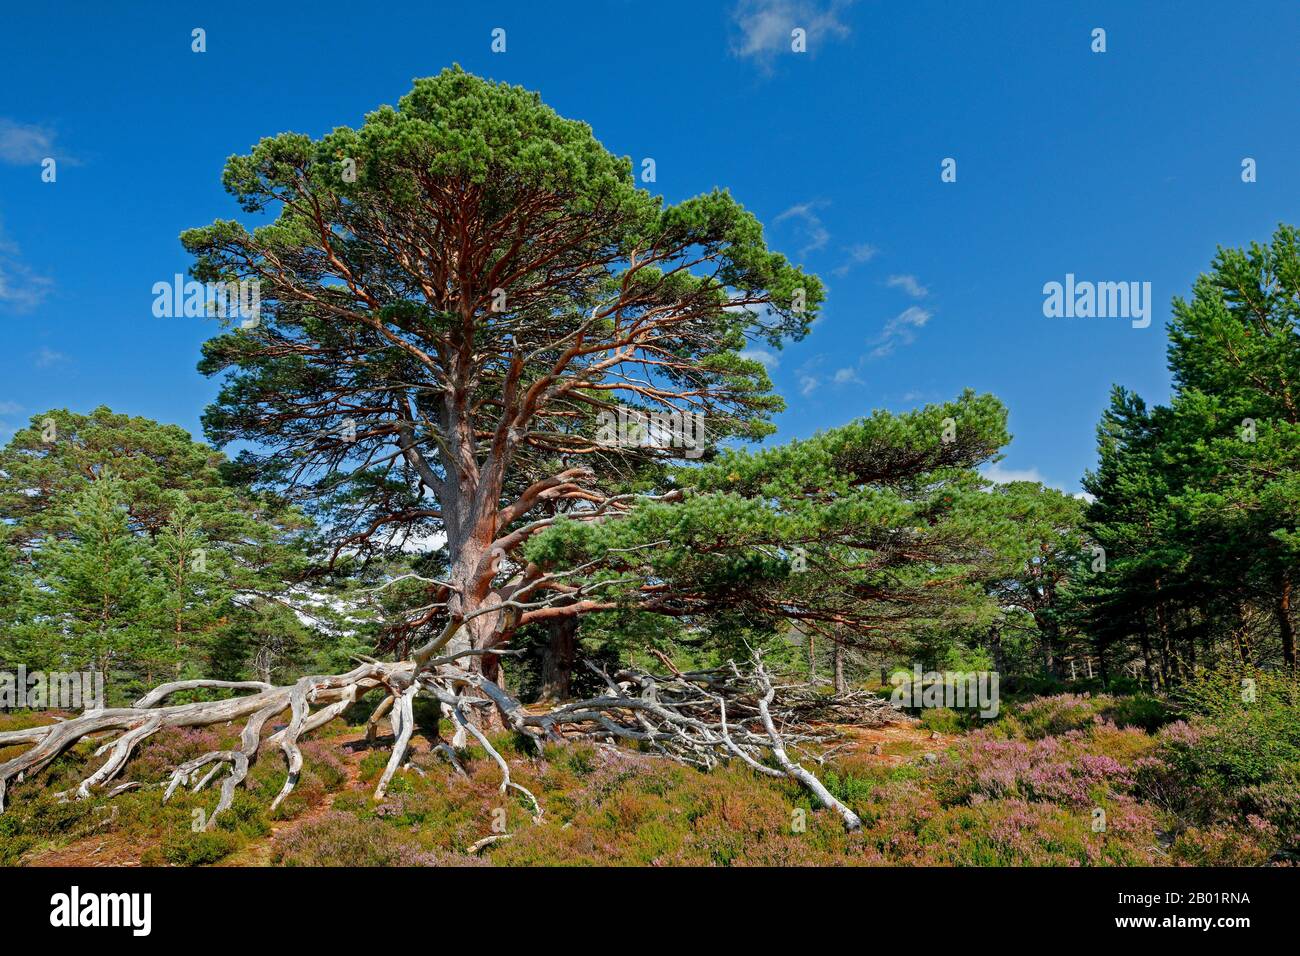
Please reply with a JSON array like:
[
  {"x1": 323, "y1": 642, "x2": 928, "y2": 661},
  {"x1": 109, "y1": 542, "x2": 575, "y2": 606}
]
[{"x1": 1, "y1": 688, "x2": 1294, "y2": 867}]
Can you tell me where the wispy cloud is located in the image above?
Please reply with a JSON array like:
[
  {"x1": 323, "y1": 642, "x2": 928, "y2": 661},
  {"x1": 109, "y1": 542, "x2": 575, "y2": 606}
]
[
  {"x1": 982, "y1": 462, "x2": 1095, "y2": 502},
  {"x1": 982, "y1": 462, "x2": 1048, "y2": 485},
  {"x1": 790, "y1": 348, "x2": 869, "y2": 397},
  {"x1": 731, "y1": 0, "x2": 854, "y2": 69},
  {"x1": 774, "y1": 201, "x2": 830, "y2": 258},
  {"x1": 0, "y1": 264, "x2": 52, "y2": 312},
  {"x1": 0, "y1": 218, "x2": 52, "y2": 313},
  {"x1": 886, "y1": 274, "x2": 929, "y2": 298},
  {"x1": 33, "y1": 347, "x2": 68, "y2": 368},
  {"x1": 831, "y1": 242, "x2": 878, "y2": 277},
  {"x1": 739, "y1": 347, "x2": 779, "y2": 369},
  {"x1": 870, "y1": 305, "x2": 932, "y2": 358},
  {"x1": 793, "y1": 355, "x2": 826, "y2": 397},
  {"x1": 0, "y1": 401, "x2": 22, "y2": 441},
  {"x1": 0, "y1": 119, "x2": 58, "y2": 165}
]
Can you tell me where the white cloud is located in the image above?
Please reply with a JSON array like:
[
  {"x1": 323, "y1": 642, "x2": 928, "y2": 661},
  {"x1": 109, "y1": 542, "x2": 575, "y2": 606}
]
[
  {"x1": 731, "y1": 0, "x2": 854, "y2": 67},
  {"x1": 33, "y1": 347, "x2": 67, "y2": 368},
  {"x1": 0, "y1": 119, "x2": 63, "y2": 165},
  {"x1": 982, "y1": 463, "x2": 1095, "y2": 502},
  {"x1": 832, "y1": 366, "x2": 862, "y2": 385},
  {"x1": 740, "y1": 347, "x2": 779, "y2": 369},
  {"x1": 982, "y1": 462, "x2": 1048, "y2": 485},
  {"x1": 886, "y1": 274, "x2": 929, "y2": 299},
  {"x1": 0, "y1": 218, "x2": 52, "y2": 313},
  {"x1": 798, "y1": 374, "x2": 820, "y2": 396},
  {"x1": 831, "y1": 242, "x2": 878, "y2": 276},
  {"x1": 774, "y1": 201, "x2": 830, "y2": 257},
  {"x1": 870, "y1": 305, "x2": 932, "y2": 358},
  {"x1": 0, "y1": 401, "x2": 22, "y2": 442},
  {"x1": 0, "y1": 260, "x2": 52, "y2": 312}
]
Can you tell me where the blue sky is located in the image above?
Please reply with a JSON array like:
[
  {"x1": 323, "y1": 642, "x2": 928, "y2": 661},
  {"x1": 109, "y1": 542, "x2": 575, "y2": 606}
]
[{"x1": 2, "y1": 0, "x2": 1298, "y2": 494}]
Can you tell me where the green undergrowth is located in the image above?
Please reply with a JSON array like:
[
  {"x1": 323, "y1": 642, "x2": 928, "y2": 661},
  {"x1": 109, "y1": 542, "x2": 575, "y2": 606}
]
[{"x1": 3, "y1": 677, "x2": 1296, "y2": 866}]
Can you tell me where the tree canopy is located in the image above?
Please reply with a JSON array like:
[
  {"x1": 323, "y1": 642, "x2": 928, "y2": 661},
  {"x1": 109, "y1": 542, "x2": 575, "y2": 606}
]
[{"x1": 1081, "y1": 225, "x2": 1300, "y2": 681}]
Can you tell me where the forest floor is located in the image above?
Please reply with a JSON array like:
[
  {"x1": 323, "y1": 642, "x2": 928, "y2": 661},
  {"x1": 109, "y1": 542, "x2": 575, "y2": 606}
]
[
  {"x1": 3, "y1": 688, "x2": 1292, "y2": 867},
  {"x1": 11, "y1": 708, "x2": 951, "y2": 868}
]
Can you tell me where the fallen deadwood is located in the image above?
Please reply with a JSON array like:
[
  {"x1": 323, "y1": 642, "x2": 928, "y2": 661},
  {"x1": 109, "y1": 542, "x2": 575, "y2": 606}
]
[{"x1": 0, "y1": 652, "x2": 900, "y2": 833}]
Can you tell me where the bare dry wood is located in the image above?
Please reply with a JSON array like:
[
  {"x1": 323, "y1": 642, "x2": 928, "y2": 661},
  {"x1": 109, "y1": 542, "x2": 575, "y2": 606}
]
[{"x1": 0, "y1": 650, "x2": 898, "y2": 833}]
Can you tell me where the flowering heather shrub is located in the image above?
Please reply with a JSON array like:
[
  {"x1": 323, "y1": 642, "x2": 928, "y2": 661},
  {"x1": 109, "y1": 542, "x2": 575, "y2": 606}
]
[
  {"x1": 299, "y1": 740, "x2": 348, "y2": 790},
  {"x1": 266, "y1": 715, "x2": 1172, "y2": 867},
  {"x1": 1167, "y1": 667, "x2": 1300, "y2": 794},
  {"x1": 1004, "y1": 693, "x2": 1172, "y2": 741},
  {"x1": 1243, "y1": 772, "x2": 1300, "y2": 851},
  {"x1": 10, "y1": 684, "x2": 1278, "y2": 868},
  {"x1": 1168, "y1": 822, "x2": 1276, "y2": 867},
  {"x1": 1135, "y1": 721, "x2": 1224, "y2": 821},
  {"x1": 1152, "y1": 718, "x2": 1259, "y2": 795},
  {"x1": 934, "y1": 728, "x2": 1144, "y2": 809},
  {"x1": 272, "y1": 811, "x2": 454, "y2": 866},
  {"x1": 125, "y1": 726, "x2": 225, "y2": 782},
  {"x1": 486, "y1": 759, "x2": 859, "y2": 866},
  {"x1": 852, "y1": 785, "x2": 1161, "y2": 866},
  {"x1": 973, "y1": 797, "x2": 1159, "y2": 866},
  {"x1": 1009, "y1": 694, "x2": 1107, "y2": 739},
  {"x1": 1143, "y1": 710, "x2": 1300, "y2": 861}
]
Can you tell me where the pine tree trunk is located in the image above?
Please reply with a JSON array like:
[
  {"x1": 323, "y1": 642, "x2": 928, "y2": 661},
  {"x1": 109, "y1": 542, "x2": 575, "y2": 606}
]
[
  {"x1": 1036, "y1": 613, "x2": 1063, "y2": 679},
  {"x1": 538, "y1": 615, "x2": 578, "y2": 702},
  {"x1": 1232, "y1": 601, "x2": 1253, "y2": 666},
  {"x1": 1138, "y1": 621, "x2": 1157, "y2": 691},
  {"x1": 989, "y1": 626, "x2": 1006, "y2": 679},
  {"x1": 832, "y1": 641, "x2": 846, "y2": 694},
  {"x1": 1277, "y1": 574, "x2": 1296, "y2": 668},
  {"x1": 1155, "y1": 595, "x2": 1176, "y2": 685}
]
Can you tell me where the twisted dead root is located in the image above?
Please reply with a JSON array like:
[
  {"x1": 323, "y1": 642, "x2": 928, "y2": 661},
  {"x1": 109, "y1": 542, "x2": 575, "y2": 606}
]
[{"x1": 0, "y1": 654, "x2": 899, "y2": 834}]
